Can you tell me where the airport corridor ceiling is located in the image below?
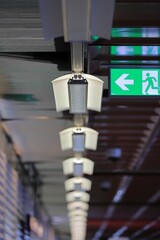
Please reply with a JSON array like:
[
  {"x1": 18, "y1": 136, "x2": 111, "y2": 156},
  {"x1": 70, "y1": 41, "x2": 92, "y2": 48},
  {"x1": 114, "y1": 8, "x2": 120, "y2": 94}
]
[{"x1": 0, "y1": 0, "x2": 160, "y2": 239}]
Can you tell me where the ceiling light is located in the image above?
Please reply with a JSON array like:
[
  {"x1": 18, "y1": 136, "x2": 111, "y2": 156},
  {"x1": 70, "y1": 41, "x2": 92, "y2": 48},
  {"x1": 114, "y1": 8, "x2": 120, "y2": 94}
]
[
  {"x1": 71, "y1": 231, "x2": 86, "y2": 240},
  {"x1": 66, "y1": 191, "x2": 90, "y2": 202},
  {"x1": 70, "y1": 225, "x2": 86, "y2": 234},
  {"x1": 117, "y1": 105, "x2": 128, "y2": 109},
  {"x1": 70, "y1": 223, "x2": 86, "y2": 228},
  {"x1": 71, "y1": 228, "x2": 86, "y2": 234},
  {"x1": 60, "y1": 127, "x2": 98, "y2": 151},
  {"x1": 68, "y1": 209, "x2": 88, "y2": 217},
  {"x1": 69, "y1": 215, "x2": 87, "y2": 223},
  {"x1": 106, "y1": 148, "x2": 122, "y2": 162},
  {"x1": 65, "y1": 177, "x2": 92, "y2": 192},
  {"x1": 51, "y1": 74, "x2": 70, "y2": 112},
  {"x1": 52, "y1": 73, "x2": 103, "y2": 112},
  {"x1": 63, "y1": 157, "x2": 94, "y2": 176},
  {"x1": 68, "y1": 75, "x2": 88, "y2": 114},
  {"x1": 67, "y1": 202, "x2": 89, "y2": 211},
  {"x1": 72, "y1": 131, "x2": 85, "y2": 152},
  {"x1": 100, "y1": 181, "x2": 112, "y2": 191},
  {"x1": 69, "y1": 215, "x2": 87, "y2": 227},
  {"x1": 71, "y1": 227, "x2": 86, "y2": 235}
]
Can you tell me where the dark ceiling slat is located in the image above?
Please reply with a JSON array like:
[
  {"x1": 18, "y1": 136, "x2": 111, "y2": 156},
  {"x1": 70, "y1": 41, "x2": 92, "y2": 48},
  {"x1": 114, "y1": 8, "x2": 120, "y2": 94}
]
[
  {"x1": 90, "y1": 38, "x2": 160, "y2": 46},
  {"x1": 102, "y1": 99, "x2": 160, "y2": 107},
  {"x1": 91, "y1": 118, "x2": 152, "y2": 124},
  {"x1": 92, "y1": 55, "x2": 160, "y2": 62},
  {"x1": 113, "y1": 20, "x2": 160, "y2": 28},
  {"x1": 91, "y1": 171, "x2": 160, "y2": 176},
  {"x1": 89, "y1": 202, "x2": 160, "y2": 207},
  {"x1": 116, "y1": 0, "x2": 160, "y2": 2},
  {"x1": 94, "y1": 124, "x2": 151, "y2": 130}
]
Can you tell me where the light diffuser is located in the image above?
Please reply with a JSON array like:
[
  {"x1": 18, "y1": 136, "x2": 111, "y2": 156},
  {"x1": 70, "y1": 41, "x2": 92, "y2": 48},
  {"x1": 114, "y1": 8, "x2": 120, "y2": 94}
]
[
  {"x1": 66, "y1": 191, "x2": 90, "y2": 202},
  {"x1": 65, "y1": 177, "x2": 92, "y2": 192},
  {"x1": 67, "y1": 202, "x2": 89, "y2": 211},
  {"x1": 52, "y1": 73, "x2": 103, "y2": 112},
  {"x1": 59, "y1": 127, "x2": 98, "y2": 151},
  {"x1": 68, "y1": 209, "x2": 88, "y2": 217},
  {"x1": 63, "y1": 157, "x2": 94, "y2": 176}
]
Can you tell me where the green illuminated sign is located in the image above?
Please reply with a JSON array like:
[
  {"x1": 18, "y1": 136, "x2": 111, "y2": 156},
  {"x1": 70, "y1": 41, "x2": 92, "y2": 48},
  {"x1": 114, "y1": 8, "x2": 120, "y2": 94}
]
[
  {"x1": 111, "y1": 46, "x2": 160, "y2": 56},
  {"x1": 111, "y1": 28, "x2": 160, "y2": 38},
  {"x1": 110, "y1": 68, "x2": 160, "y2": 96}
]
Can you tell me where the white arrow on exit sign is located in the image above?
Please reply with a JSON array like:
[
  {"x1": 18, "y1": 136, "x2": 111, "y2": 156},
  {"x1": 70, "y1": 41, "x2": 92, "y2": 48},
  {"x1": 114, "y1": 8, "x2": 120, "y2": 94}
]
[{"x1": 115, "y1": 74, "x2": 134, "y2": 90}]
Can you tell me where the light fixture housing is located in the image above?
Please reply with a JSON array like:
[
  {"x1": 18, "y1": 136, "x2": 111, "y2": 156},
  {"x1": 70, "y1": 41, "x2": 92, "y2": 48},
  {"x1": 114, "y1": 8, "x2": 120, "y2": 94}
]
[
  {"x1": 67, "y1": 202, "x2": 89, "y2": 211},
  {"x1": 52, "y1": 73, "x2": 103, "y2": 113},
  {"x1": 68, "y1": 75, "x2": 88, "y2": 114},
  {"x1": 66, "y1": 191, "x2": 90, "y2": 202},
  {"x1": 72, "y1": 131, "x2": 85, "y2": 152},
  {"x1": 70, "y1": 226, "x2": 86, "y2": 232},
  {"x1": 65, "y1": 177, "x2": 92, "y2": 192},
  {"x1": 106, "y1": 148, "x2": 122, "y2": 162},
  {"x1": 68, "y1": 209, "x2": 88, "y2": 217},
  {"x1": 69, "y1": 215, "x2": 87, "y2": 223},
  {"x1": 59, "y1": 127, "x2": 98, "y2": 151},
  {"x1": 63, "y1": 157, "x2": 94, "y2": 176}
]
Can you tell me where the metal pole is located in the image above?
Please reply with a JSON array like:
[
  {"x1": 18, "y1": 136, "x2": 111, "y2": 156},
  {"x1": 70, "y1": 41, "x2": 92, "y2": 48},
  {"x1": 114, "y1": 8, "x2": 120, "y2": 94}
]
[{"x1": 71, "y1": 42, "x2": 84, "y2": 73}]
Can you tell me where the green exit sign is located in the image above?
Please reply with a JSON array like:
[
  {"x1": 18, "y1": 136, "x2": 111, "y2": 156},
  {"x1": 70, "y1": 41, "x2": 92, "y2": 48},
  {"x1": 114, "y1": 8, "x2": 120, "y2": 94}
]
[{"x1": 110, "y1": 68, "x2": 160, "y2": 96}]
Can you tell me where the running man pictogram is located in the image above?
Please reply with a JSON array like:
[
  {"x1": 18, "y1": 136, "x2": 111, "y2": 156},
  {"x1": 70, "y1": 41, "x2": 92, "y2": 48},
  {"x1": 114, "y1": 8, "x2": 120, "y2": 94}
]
[{"x1": 142, "y1": 72, "x2": 160, "y2": 95}]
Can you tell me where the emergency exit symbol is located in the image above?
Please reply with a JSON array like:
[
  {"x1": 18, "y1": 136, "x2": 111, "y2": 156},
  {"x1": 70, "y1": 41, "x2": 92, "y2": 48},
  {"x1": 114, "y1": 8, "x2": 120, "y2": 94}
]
[
  {"x1": 110, "y1": 68, "x2": 160, "y2": 96},
  {"x1": 115, "y1": 71, "x2": 160, "y2": 95},
  {"x1": 142, "y1": 70, "x2": 160, "y2": 95},
  {"x1": 115, "y1": 74, "x2": 134, "y2": 90}
]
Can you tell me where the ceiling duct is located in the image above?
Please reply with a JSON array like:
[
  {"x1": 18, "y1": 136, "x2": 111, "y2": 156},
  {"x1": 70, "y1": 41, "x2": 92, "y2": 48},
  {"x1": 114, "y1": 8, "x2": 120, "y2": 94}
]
[{"x1": 38, "y1": 0, "x2": 115, "y2": 41}]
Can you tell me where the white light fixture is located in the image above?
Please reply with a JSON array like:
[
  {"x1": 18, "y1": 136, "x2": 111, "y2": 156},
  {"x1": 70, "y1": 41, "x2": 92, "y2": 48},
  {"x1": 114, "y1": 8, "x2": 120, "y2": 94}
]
[
  {"x1": 71, "y1": 227, "x2": 86, "y2": 233},
  {"x1": 52, "y1": 73, "x2": 103, "y2": 113},
  {"x1": 71, "y1": 228, "x2": 86, "y2": 234},
  {"x1": 59, "y1": 127, "x2": 98, "y2": 151},
  {"x1": 69, "y1": 215, "x2": 87, "y2": 223},
  {"x1": 51, "y1": 74, "x2": 70, "y2": 112},
  {"x1": 71, "y1": 227, "x2": 86, "y2": 235},
  {"x1": 66, "y1": 191, "x2": 90, "y2": 202},
  {"x1": 71, "y1": 231, "x2": 86, "y2": 237},
  {"x1": 72, "y1": 131, "x2": 85, "y2": 152},
  {"x1": 70, "y1": 217, "x2": 87, "y2": 223},
  {"x1": 71, "y1": 231, "x2": 86, "y2": 240},
  {"x1": 68, "y1": 75, "x2": 88, "y2": 114},
  {"x1": 63, "y1": 157, "x2": 94, "y2": 176},
  {"x1": 67, "y1": 202, "x2": 89, "y2": 211},
  {"x1": 65, "y1": 177, "x2": 92, "y2": 192},
  {"x1": 69, "y1": 218, "x2": 87, "y2": 229},
  {"x1": 68, "y1": 209, "x2": 88, "y2": 217}
]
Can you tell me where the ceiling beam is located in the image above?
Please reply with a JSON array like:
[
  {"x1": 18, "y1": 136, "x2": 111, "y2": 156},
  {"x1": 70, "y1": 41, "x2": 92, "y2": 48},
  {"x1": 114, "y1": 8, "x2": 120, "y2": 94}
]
[{"x1": 90, "y1": 37, "x2": 160, "y2": 46}]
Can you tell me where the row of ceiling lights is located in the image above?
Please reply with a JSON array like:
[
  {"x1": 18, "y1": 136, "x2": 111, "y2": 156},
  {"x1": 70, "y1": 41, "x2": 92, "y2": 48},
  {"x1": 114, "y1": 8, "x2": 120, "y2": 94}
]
[{"x1": 52, "y1": 73, "x2": 103, "y2": 240}]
